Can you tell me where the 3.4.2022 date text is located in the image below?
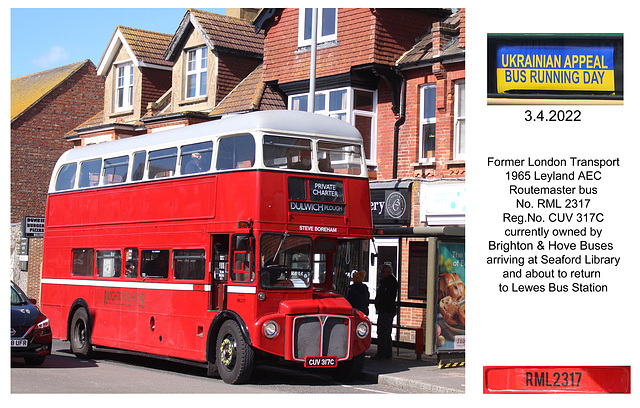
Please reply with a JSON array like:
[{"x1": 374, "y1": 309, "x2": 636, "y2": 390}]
[{"x1": 524, "y1": 109, "x2": 581, "y2": 122}]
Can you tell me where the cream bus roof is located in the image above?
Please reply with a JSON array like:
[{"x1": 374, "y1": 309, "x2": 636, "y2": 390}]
[{"x1": 61, "y1": 110, "x2": 363, "y2": 164}]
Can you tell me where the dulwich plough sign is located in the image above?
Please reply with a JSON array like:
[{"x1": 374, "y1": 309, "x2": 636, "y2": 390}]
[
  {"x1": 288, "y1": 177, "x2": 345, "y2": 215},
  {"x1": 487, "y1": 34, "x2": 623, "y2": 102}
]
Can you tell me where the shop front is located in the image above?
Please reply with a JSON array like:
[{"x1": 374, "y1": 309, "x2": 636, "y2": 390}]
[{"x1": 369, "y1": 180, "x2": 466, "y2": 359}]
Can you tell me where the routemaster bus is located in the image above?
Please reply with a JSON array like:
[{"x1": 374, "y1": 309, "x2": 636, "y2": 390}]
[{"x1": 40, "y1": 110, "x2": 373, "y2": 384}]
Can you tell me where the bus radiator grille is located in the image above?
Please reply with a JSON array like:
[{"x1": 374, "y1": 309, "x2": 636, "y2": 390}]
[{"x1": 293, "y1": 316, "x2": 349, "y2": 359}]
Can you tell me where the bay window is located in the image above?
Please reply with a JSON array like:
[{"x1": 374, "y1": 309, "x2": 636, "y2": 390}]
[{"x1": 289, "y1": 87, "x2": 377, "y2": 164}]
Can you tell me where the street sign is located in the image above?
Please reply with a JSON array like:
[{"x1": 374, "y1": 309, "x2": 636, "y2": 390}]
[{"x1": 22, "y1": 216, "x2": 45, "y2": 238}]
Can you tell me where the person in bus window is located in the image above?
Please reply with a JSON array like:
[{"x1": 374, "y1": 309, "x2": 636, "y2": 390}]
[
  {"x1": 125, "y1": 261, "x2": 137, "y2": 278},
  {"x1": 289, "y1": 149, "x2": 311, "y2": 170},
  {"x1": 184, "y1": 152, "x2": 203, "y2": 174},
  {"x1": 318, "y1": 157, "x2": 333, "y2": 172}
]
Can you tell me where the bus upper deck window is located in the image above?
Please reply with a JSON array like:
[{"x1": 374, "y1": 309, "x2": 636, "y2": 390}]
[
  {"x1": 79, "y1": 159, "x2": 102, "y2": 188},
  {"x1": 148, "y1": 148, "x2": 177, "y2": 179},
  {"x1": 263, "y1": 135, "x2": 311, "y2": 170},
  {"x1": 55, "y1": 163, "x2": 77, "y2": 191},
  {"x1": 131, "y1": 152, "x2": 146, "y2": 181},
  {"x1": 180, "y1": 141, "x2": 212, "y2": 175},
  {"x1": 216, "y1": 134, "x2": 255, "y2": 170},
  {"x1": 103, "y1": 156, "x2": 129, "y2": 185},
  {"x1": 318, "y1": 141, "x2": 363, "y2": 175}
]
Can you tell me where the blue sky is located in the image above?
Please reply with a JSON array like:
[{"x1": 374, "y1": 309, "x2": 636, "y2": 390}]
[{"x1": 10, "y1": 8, "x2": 226, "y2": 79}]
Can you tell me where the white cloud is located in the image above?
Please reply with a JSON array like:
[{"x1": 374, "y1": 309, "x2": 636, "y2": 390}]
[{"x1": 31, "y1": 46, "x2": 70, "y2": 69}]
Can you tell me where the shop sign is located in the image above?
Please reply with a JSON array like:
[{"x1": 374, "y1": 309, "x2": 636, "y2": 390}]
[
  {"x1": 497, "y1": 45, "x2": 615, "y2": 93},
  {"x1": 420, "y1": 183, "x2": 466, "y2": 225},
  {"x1": 22, "y1": 216, "x2": 45, "y2": 238},
  {"x1": 370, "y1": 186, "x2": 411, "y2": 225}
]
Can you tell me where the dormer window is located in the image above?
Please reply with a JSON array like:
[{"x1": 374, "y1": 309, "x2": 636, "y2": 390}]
[
  {"x1": 186, "y1": 46, "x2": 207, "y2": 99},
  {"x1": 298, "y1": 8, "x2": 337, "y2": 47},
  {"x1": 115, "y1": 62, "x2": 134, "y2": 111}
]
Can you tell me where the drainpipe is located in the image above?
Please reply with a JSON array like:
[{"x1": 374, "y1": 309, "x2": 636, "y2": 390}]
[{"x1": 393, "y1": 70, "x2": 407, "y2": 179}]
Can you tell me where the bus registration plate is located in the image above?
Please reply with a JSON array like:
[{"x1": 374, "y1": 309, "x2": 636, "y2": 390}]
[{"x1": 304, "y1": 356, "x2": 337, "y2": 368}]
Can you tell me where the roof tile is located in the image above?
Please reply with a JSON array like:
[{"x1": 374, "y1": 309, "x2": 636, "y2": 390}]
[
  {"x1": 117, "y1": 26, "x2": 173, "y2": 67},
  {"x1": 11, "y1": 60, "x2": 91, "y2": 121},
  {"x1": 189, "y1": 9, "x2": 264, "y2": 56}
]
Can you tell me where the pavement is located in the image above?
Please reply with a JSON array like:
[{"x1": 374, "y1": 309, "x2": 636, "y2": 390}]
[{"x1": 360, "y1": 344, "x2": 465, "y2": 393}]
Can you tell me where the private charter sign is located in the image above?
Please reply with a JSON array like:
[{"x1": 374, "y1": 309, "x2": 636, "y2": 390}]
[{"x1": 496, "y1": 45, "x2": 614, "y2": 93}]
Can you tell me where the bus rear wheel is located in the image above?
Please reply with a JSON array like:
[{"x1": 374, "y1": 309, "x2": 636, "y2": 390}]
[
  {"x1": 216, "y1": 320, "x2": 254, "y2": 384},
  {"x1": 70, "y1": 308, "x2": 92, "y2": 358}
]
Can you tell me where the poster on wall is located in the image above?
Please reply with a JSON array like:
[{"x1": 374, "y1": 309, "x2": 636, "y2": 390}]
[{"x1": 436, "y1": 242, "x2": 466, "y2": 351}]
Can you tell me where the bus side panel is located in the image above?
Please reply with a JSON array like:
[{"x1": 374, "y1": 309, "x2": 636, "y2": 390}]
[{"x1": 45, "y1": 177, "x2": 217, "y2": 228}]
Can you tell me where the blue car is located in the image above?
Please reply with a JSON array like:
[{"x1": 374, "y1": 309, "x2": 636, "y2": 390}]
[{"x1": 11, "y1": 281, "x2": 52, "y2": 365}]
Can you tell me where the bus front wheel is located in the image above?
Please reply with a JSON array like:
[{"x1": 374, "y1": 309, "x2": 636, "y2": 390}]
[
  {"x1": 70, "y1": 308, "x2": 92, "y2": 358},
  {"x1": 216, "y1": 320, "x2": 254, "y2": 384}
]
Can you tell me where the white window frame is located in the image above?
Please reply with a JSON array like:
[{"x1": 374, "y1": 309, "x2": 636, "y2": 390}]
[
  {"x1": 419, "y1": 83, "x2": 437, "y2": 163},
  {"x1": 114, "y1": 62, "x2": 134, "y2": 112},
  {"x1": 297, "y1": 8, "x2": 337, "y2": 47},
  {"x1": 185, "y1": 46, "x2": 208, "y2": 100},
  {"x1": 453, "y1": 80, "x2": 466, "y2": 160},
  {"x1": 288, "y1": 87, "x2": 377, "y2": 165}
]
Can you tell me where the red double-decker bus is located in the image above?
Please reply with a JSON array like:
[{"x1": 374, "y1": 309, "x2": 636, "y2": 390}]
[{"x1": 40, "y1": 110, "x2": 372, "y2": 384}]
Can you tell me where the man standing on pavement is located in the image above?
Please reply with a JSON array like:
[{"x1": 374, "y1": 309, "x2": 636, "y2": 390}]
[{"x1": 373, "y1": 263, "x2": 397, "y2": 359}]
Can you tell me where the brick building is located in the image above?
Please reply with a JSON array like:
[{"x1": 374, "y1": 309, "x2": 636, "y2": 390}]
[
  {"x1": 10, "y1": 60, "x2": 104, "y2": 298},
  {"x1": 67, "y1": 8, "x2": 265, "y2": 144},
  {"x1": 254, "y1": 8, "x2": 466, "y2": 354}
]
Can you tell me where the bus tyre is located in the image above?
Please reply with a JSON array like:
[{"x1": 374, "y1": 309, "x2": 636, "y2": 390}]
[
  {"x1": 331, "y1": 353, "x2": 365, "y2": 382},
  {"x1": 216, "y1": 320, "x2": 254, "y2": 384},
  {"x1": 70, "y1": 308, "x2": 92, "y2": 358},
  {"x1": 207, "y1": 360, "x2": 220, "y2": 378}
]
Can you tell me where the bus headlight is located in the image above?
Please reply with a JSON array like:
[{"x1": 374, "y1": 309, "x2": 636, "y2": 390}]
[
  {"x1": 263, "y1": 321, "x2": 279, "y2": 339},
  {"x1": 356, "y1": 322, "x2": 369, "y2": 339}
]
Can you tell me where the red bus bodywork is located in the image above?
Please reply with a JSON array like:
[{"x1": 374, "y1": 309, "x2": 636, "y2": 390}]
[{"x1": 40, "y1": 111, "x2": 372, "y2": 383}]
